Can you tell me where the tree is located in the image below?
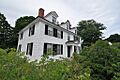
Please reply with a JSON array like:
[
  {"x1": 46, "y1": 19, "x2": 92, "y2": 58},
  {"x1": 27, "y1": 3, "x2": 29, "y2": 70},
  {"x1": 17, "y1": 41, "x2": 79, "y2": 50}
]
[
  {"x1": 77, "y1": 19, "x2": 106, "y2": 47},
  {"x1": 0, "y1": 12, "x2": 14, "y2": 49},
  {"x1": 106, "y1": 34, "x2": 120, "y2": 43},
  {"x1": 13, "y1": 16, "x2": 35, "y2": 48},
  {"x1": 15, "y1": 16, "x2": 35, "y2": 33},
  {"x1": 80, "y1": 40, "x2": 120, "y2": 80}
]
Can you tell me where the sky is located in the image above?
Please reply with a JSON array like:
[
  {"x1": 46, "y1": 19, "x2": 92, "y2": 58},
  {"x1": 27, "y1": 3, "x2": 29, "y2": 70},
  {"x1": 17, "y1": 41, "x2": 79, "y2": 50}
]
[{"x1": 0, "y1": 0, "x2": 120, "y2": 38}]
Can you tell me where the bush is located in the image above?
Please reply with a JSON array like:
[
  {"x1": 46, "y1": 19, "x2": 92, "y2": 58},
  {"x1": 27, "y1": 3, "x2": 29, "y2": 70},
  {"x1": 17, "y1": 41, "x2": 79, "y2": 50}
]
[
  {"x1": 80, "y1": 40, "x2": 120, "y2": 80},
  {"x1": 0, "y1": 48, "x2": 90, "y2": 80}
]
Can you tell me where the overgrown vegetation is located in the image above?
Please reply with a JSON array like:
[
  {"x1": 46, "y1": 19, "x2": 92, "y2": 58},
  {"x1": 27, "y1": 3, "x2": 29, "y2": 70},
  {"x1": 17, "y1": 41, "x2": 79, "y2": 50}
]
[
  {"x1": 0, "y1": 48, "x2": 90, "y2": 80},
  {"x1": 80, "y1": 40, "x2": 120, "y2": 80},
  {"x1": 0, "y1": 40, "x2": 120, "y2": 80}
]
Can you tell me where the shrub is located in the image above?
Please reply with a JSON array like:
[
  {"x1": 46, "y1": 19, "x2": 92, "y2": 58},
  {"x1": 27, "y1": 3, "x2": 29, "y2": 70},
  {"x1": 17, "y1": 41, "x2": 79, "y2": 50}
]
[
  {"x1": 80, "y1": 40, "x2": 120, "y2": 80},
  {"x1": 0, "y1": 48, "x2": 90, "y2": 80}
]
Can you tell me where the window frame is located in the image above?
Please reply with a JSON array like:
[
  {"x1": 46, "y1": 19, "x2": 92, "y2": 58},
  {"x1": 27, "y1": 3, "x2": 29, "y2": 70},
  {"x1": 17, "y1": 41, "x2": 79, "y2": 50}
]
[
  {"x1": 26, "y1": 43, "x2": 33, "y2": 56},
  {"x1": 43, "y1": 43, "x2": 63, "y2": 55},
  {"x1": 45, "y1": 24, "x2": 63, "y2": 39},
  {"x1": 20, "y1": 32, "x2": 23, "y2": 40},
  {"x1": 29, "y1": 25, "x2": 35, "y2": 36}
]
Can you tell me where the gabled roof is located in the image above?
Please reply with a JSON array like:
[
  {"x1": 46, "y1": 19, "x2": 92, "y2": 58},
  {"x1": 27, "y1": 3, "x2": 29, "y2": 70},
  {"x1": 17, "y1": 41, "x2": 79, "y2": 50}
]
[
  {"x1": 18, "y1": 16, "x2": 78, "y2": 37},
  {"x1": 45, "y1": 11, "x2": 59, "y2": 18}
]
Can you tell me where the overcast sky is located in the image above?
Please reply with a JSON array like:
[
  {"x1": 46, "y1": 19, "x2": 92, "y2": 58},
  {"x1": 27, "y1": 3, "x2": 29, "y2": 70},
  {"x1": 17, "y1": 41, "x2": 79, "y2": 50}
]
[{"x1": 0, "y1": 0, "x2": 120, "y2": 38}]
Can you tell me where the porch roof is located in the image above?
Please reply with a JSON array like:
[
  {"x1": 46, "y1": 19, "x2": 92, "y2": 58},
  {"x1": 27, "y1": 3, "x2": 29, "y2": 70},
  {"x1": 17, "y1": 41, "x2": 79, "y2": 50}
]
[{"x1": 66, "y1": 40, "x2": 80, "y2": 46}]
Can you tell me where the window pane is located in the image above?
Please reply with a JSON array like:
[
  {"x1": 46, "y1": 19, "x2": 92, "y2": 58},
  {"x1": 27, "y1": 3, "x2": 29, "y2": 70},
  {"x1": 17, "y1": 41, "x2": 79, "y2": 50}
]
[
  {"x1": 26, "y1": 43, "x2": 33, "y2": 56},
  {"x1": 53, "y1": 28, "x2": 57, "y2": 37}
]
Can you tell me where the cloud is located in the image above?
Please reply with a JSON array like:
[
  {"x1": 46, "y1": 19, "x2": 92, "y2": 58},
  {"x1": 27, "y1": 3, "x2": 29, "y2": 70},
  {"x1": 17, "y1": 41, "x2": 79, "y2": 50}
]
[{"x1": 0, "y1": 0, "x2": 120, "y2": 38}]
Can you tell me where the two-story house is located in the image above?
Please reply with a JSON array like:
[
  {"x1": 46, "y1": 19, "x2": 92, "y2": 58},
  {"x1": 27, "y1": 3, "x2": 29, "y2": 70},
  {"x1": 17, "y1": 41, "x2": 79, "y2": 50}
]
[{"x1": 17, "y1": 8, "x2": 81, "y2": 60}]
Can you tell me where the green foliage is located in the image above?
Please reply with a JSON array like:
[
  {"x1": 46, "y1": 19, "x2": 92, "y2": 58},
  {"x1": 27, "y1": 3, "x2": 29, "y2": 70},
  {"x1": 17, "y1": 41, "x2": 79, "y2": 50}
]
[
  {"x1": 106, "y1": 34, "x2": 120, "y2": 43},
  {"x1": 0, "y1": 48, "x2": 90, "y2": 80},
  {"x1": 15, "y1": 16, "x2": 35, "y2": 33},
  {"x1": 39, "y1": 53, "x2": 91, "y2": 80},
  {"x1": 112, "y1": 43, "x2": 120, "y2": 49},
  {"x1": 12, "y1": 16, "x2": 35, "y2": 48},
  {"x1": 0, "y1": 12, "x2": 14, "y2": 49},
  {"x1": 0, "y1": 48, "x2": 39, "y2": 80},
  {"x1": 77, "y1": 19, "x2": 106, "y2": 47},
  {"x1": 80, "y1": 40, "x2": 120, "y2": 80}
]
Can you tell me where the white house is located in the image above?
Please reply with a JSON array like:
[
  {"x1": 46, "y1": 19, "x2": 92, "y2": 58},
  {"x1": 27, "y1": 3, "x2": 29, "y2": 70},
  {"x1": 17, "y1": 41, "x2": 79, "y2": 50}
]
[{"x1": 17, "y1": 8, "x2": 81, "y2": 61}]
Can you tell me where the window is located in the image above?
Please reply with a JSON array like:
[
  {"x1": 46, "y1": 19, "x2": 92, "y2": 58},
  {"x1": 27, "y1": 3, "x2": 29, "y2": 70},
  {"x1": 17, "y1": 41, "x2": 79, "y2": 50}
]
[
  {"x1": 44, "y1": 43, "x2": 53, "y2": 55},
  {"x1": 47, "y1": 43, "x2": 53, "y2": 51},
  {"x1": 53, "y1": 44, "x2": 57, "y2": 55},
  {"x1": 53, "y1": 28, "x2": 57, "y2": 37},
  {"x1": 26, "y1": 43, "x2": 33, "y2": 56},
  {"x1": 57, "y1": 30, "x2": 61, "y2": 38},
  {"x1": 61, "y1": 31, "x2": 63, "y2": 39},
  {"x1": 43, "y1": 43, "x2": 63, "y2": 55},
  {"x1": 29, "y1": 25, "x2": 35, "y2": 36},
  {"x1": 68, "y1": 35, "x2": 70, "y2": 41},
  {"x1": 48, "y1": 27, "x2": 53, "y2": 36},
  {"x1": 45, "y1": 24, "x2": 63, "y2": 39},
  {"x1": 57, "y1": 45, "x2": 61, "y2": 54},
  {"x1": 20, "y1": 32, "x2": 23, "y2": 40},
  {"x1": 53, "y1": 44, "x2": 63, "y2": 55},
  {"x1": 45, "y1": 25, "x2": 48, "y2": 35},
  {"x1": 52, "y1": 16, "x2": 56, "y2": 23},
  {"x1": 45, "y1": 25, "x2": 53, "y2": 36},
  {"x1": 18, "y1": 44, "x2": 22, "y2": 52}
]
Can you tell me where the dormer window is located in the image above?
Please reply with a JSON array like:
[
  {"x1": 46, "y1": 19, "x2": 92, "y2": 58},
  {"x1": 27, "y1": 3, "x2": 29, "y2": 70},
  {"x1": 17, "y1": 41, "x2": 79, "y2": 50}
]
[{"x1": 52, "y1": 16, "x2": 56, "y2": 23}]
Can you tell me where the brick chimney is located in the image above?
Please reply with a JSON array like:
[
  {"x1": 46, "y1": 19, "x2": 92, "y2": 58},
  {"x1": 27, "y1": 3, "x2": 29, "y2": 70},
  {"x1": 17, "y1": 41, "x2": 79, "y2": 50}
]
[{"x1": 38, "y1": 8, "x2": 44, "y2": 17}]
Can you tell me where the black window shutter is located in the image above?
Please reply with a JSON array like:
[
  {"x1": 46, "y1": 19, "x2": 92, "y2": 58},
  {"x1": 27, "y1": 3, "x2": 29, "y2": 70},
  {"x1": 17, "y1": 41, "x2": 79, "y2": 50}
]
[
  {"x1": 61, "y1": 45, "x2": 63, "y2": 55},
  {"x1": 32, "y1": 25, "x2": 35, "y2": 35},
  {"x1": 44, "y1": 43, "x2": 47, "y2": 55},
  {"x1": 29, "y1": 28, "x2": 31, "y2": 36},
  {"x1": 53, "y1": 28, "x2": 55, "y2": 37},
  {"x1": 56, "y1": 29, "x2": 57, "y2": 37},
  {"x1": 61, "y1": 31, "x2": 63, "y2": 39},
  {"x1": 45, "y1": 25, "x2": 48, "y2": 35},
  {"x1": 26, "y1": 43, "x2": 29, "y2": 55},
  {"x1": 29, "y1": 43, "x2": 33, "y2": 56}
]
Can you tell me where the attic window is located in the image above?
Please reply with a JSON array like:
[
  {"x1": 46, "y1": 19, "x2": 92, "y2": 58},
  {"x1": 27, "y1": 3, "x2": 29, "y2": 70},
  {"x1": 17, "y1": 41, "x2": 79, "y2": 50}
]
[{"x1": 52, "y1": 16, "x2": 56, "y2": 23}]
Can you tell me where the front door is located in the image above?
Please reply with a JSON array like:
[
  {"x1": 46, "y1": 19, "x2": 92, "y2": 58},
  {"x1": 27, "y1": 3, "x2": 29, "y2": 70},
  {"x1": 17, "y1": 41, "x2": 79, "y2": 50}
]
[{"x1": 67, "y1": 46, "x2": 71, "y2": 57}]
